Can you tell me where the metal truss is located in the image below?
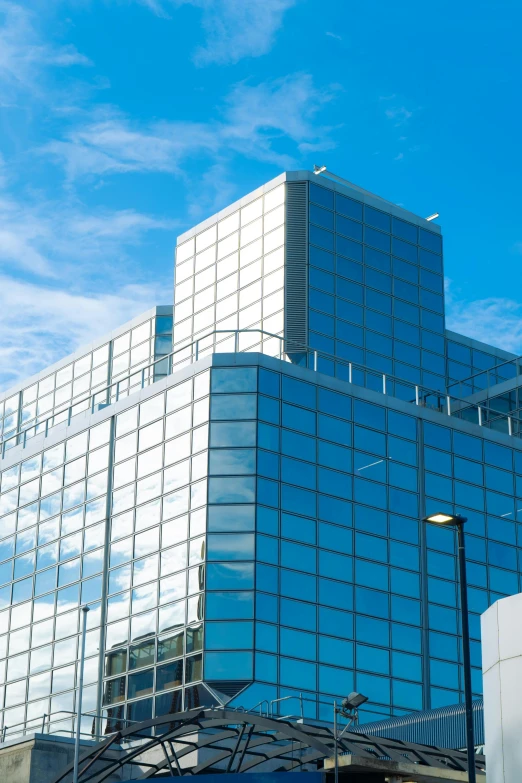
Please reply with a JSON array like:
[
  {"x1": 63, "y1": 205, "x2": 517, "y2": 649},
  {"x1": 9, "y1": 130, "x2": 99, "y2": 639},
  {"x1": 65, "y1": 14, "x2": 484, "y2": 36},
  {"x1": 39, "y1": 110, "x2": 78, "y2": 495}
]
[{"x1": 51, "y1": 707, "x2": 486, "y2": 782}]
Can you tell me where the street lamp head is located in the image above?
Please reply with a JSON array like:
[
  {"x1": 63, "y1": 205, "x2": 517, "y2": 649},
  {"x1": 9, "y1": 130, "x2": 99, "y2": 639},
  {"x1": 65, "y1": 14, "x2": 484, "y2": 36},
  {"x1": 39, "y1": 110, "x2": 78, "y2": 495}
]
[
  {"x1": 423, "y1": 513, "x2": 467, "y2": 527},
  {"x1": 341, "y1": 692, "x2": 369, "y2": 711}
]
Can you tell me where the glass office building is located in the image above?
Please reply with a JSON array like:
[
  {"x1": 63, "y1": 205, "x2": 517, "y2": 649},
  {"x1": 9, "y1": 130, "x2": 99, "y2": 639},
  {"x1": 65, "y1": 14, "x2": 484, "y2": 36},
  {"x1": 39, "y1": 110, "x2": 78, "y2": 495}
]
[{"x1": 0, "y1": 170, "x2": 521, "y2": 736}]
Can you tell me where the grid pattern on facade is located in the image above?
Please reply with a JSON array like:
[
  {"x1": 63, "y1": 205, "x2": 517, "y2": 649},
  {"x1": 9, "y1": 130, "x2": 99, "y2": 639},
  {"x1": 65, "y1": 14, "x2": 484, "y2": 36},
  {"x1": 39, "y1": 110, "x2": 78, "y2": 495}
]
[
  {"x1": 0, "y1": 313, "x2": 173, "y2": 453},
  {"x1": 173, "y1": 184, "x2": 285, "y2": 362}
]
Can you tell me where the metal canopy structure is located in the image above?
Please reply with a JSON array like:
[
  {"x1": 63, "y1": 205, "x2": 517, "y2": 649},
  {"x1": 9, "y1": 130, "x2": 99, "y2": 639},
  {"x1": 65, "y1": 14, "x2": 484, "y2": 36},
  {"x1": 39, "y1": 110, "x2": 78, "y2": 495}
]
[{"x1": 51, "y1": 708, "x2": 486, "y2": 782}]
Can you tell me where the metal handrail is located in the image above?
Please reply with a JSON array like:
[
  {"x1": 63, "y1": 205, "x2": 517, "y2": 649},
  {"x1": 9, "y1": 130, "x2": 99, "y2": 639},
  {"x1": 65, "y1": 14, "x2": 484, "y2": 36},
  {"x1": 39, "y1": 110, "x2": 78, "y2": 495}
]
[
  {"x1": 1, "y1": 327, "x2": 520, "y2": 461},
  {"x1": 0, "y1": 708, "x2": 141, "y2": 743}
]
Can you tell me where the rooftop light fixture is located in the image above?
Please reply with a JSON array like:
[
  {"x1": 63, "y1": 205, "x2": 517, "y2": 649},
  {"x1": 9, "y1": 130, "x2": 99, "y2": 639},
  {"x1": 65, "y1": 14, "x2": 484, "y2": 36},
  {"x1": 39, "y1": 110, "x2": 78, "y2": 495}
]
[{"x1": 426, "y1": 212, "x2": 440, "y2": 221}]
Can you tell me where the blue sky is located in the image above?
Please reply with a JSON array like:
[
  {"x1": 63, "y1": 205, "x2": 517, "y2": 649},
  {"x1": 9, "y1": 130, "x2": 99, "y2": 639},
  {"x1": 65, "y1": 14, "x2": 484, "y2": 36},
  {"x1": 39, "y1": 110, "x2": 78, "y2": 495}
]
[{"x1": 1, "y1": 0, "x2": 522, "y2": 390}]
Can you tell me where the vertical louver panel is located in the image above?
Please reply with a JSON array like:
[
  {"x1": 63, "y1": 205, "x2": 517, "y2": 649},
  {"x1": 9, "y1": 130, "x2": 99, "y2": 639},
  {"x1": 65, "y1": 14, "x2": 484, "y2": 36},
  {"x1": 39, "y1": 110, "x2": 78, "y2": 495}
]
[{"x1": 284, "y1": 181, "x2": 308, "y2": 355}]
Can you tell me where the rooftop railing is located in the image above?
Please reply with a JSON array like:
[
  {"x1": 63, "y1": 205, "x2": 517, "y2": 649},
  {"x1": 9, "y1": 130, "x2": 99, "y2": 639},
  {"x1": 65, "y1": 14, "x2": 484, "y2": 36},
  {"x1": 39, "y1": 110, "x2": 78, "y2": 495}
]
[
  {"x1": 447, "y1": 354, "x2": 522, "y2": 399},
  {"x1": 1, "y1": 328, "x2": 520, "y2": 460}
]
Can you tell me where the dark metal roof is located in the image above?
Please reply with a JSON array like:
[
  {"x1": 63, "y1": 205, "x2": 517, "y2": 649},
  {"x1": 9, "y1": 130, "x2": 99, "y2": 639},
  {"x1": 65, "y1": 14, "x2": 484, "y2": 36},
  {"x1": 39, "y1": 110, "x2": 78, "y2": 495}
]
[
  {"x1": 50, "y1": 707, "x2": 486, "y2": 782},
  {"x1": 352, "y1": 699, "x2": 484, "y2": 749}
]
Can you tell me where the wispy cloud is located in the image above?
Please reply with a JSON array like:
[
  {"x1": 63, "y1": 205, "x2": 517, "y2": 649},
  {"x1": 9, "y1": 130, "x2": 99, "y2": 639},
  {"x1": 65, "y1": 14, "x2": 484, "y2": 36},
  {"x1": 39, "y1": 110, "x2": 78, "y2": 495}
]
[
  {"x1": 445, "y1": 280, "x2": 522, "y2": 354},
  {"x1": 42, "y1": 73, "x2": 339, "y2": 183},
  {"x1": 136, "y1": 0, "x2": 297, "y2": 65},
  {"x1": 385, "y1": 105, "x2": 413, "y2": 126},
  {"x1": 325, "y1": 31, "x2": 342, "y2": 41},
  {"x1": 0, "y1": 1, "x2": 90, "y2": 101}
]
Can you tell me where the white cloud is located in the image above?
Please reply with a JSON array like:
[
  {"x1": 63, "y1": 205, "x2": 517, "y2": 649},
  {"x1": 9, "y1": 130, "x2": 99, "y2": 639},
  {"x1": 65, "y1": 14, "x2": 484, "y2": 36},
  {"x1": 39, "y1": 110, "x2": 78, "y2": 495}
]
[
  {"x1": 385, "y1": 105, "x2": 413, "y2": 126},
  {"x1": 137, "y1": 0, "x2": 296, "y2": 65},
  {"x1": 0, "y1": 1, "x2": 90, "y2": 100},
  {"x1": 0, "y1": 277, "x2": 166, "y2": 390},
  {"x1": 42, "y1": 73, "x2": 338, "y2": 182},
  {"x1": 325, "y1": 31, "x2": 342, "y2": 41},
  {"x1": 445, "y1": 281, "x2": 522, "y2": 354}
]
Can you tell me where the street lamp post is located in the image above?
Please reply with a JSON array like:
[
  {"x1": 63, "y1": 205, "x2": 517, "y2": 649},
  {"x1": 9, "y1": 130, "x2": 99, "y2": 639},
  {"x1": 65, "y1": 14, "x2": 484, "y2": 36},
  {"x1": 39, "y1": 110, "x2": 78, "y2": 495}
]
[
  {"x1": 333, "y1": 692, "x2": 368, "y2": 783},
  {"x1": 423, "y1": 513, "x2": 476, "y2": 783}
]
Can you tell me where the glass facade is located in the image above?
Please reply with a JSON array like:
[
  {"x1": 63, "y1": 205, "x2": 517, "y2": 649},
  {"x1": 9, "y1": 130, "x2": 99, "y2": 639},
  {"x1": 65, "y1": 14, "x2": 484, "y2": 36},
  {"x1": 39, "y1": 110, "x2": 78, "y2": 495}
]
[
  {"x1": 174, "y1": 184, "x2": 285, "y2": 360},
  {"x1": 1, "y1": 169, "x2": 522, "y2": 735},
  {"x1": 0, "y1": 308, "x2": 173, "y2": 454}
]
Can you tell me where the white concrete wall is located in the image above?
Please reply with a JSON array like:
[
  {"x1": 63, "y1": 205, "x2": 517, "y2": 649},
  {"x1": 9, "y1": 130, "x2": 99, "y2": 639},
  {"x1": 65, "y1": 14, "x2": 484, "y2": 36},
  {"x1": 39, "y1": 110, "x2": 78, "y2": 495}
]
[{"x1": 481, "y1": 592, "x2": 522, "y2": 783}]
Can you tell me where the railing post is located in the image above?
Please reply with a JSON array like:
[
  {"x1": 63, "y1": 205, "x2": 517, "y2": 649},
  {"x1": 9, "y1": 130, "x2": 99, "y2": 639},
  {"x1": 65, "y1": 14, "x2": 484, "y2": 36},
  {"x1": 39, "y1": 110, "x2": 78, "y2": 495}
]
[
  {"x1": 348, "y1": 363, "x2": 352, "y2": 384},
  {"x1": 446, "y1": 396, "x2": 451, "y2": 416},
  {"x1": 234, "y1": 331, "x2": 239, "y2": 353},
  {"x1": 478, "y1": 406, "x2": 482, "y2": 426},
  {"x1": 41, "y1": 713, "x2": 47, "y2": 733},
  {"x1": 313, "y1": 351, "x2": 318, "y2": 371},
  {"x1": 195, "y1": 340, "x2": 199, "y2": 362},
  {"x1": 508, "y1": 416, "x2": 513, "y2": 437},
  {"x1": 141, "y1": 368, "x2": 145, "y2": 389},
  {"x1": 415, "y1": 386, "x2": 419, "y2": 405},
  {"x1": 382, "y1": 374, "x2": 386, "y2": 394}
]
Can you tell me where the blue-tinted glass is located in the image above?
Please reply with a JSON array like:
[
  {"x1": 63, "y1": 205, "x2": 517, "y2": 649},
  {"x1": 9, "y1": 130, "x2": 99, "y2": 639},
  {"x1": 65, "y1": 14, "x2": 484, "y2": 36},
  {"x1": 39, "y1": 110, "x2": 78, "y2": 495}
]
[
  {"x1": 393, "y1": 256, "x2": 418, "y2": 284},
  {"x1": 420, "y1": 268, "x2": 443, "y2": 294},
  {"x1": 257, "y1": 563, "x2": 278, "y2": 592},
  {"x1": 212, "y1": 367, "x2": 257, "y2": 393},
  {"x1": 392, "y1": 623, "x2": 421, "y2": 653},
  {"x1": 319, "y1": 636, "x2": 353, "y2": 668},
  {"x1": 357, "y1": 614, "x2": 389, "y2": 646},
  {"x1": 337, "y1": 256, "x2": 363, "y2": 282},
  {"x1": 310, "y1": 203, "x2": 334, "y2": 230},
  {"x1": 207, "y1": 533, "x2": 255, "y2": 561},
  {"x1": 281, "y1": 484, "x2": 316, "y2": 518},
  {"x1": 310, "y1": 224, "x2": 334, "y2": 251},
  {"x1": 428, "y1": 576, "x2": 456, "y2": 607},
  {"x1": 419, "y1": 228, "x2": 442, "y2": 254},
  {"x1": 424, "y1": 422, "x2": 451, "y2": 451},
  {"x1": 280, "y1": 657, "x2": 317, "y2": 690},
  {"x1": 259, "y1": 369, "x2": 280, "y2": 398},
  {"x1": 426, "y1": 525, "x2": 455, "y2": 554},
  {"x1": 354, "y1": 427, "x2": 386, "y2": 457},
  {"x1": 257, "y1": 592, "x2": 278, "y2": 623},
  {"x1": 395, "y1": 299, "x2": 420, "y2": 325},
  {"x1": 318, "y1": 414, "x2": 351, "y2": 446},
  {"x1": 318, "y1": 442, "x2": 352, "y2": 474},
  {"x1": 356, "y1": 671, "x2": 390, "y2": 704},
  {"x1": 365, "y1": 310, "x2": 392, "y2": 337},
  {"x1": 281, "y1": 627, "x2": 316, "y2": 660},
  {"x1": 485, "y1": 442, "x2": 513, "y2": 471},
  {"x1": 309, "y1": 245, "x2": 334, "y2": 272},
  {"x1": 310, "y1": 267, "x2": 335, "y2": 294},
  {"x1": 282, "y1": 404, "x2": 316, "y2": 435},
  {"x1": 391, "y1": 595, "x2": 421, "y2": 625},
  {"x1": 488, "y1": 541, "x2": 517, "y2": 571},
  {"x1": 390, "y1": 567, "x2": 420, "y2": 598},
  {"x1": 318, "y1": 388, "x2": 351, "y2": 420},
  {"x1": 388, "y1": 437, "x2": 417, "y2": 468},
  {"x1": 488, "y1": 517, "x2": 515, "y2": 545},
  {"x1": 421, "y1": 309, "x2": 444, "y2": 333},
  {"x1": 394, "y1": 278, "x2": 418, "y2": 304},
  {"x1": 337, "y1": 214, "x2": 363, "y2": 241},
  {"x1": 208, "y1": 505, "x2": 255, "y2": 532},
  {"x1": 206, "y1": 591, "x2": 253, "y2": 620},
  {"x1": 389, "y1": 463, "x2": 417, "y2": 492},
  {"x1": 453, "y1": 457, "x2": 482, "y2": 486},
  {"x1": 366, "y1": 289, "x2": 392, "y2": 315},
  {"x1": 354, "y1": 478, "x2": 387, "y2": 509},
  {"x1": 280, "y1": 597, "x2": 316, "y2": 631},
  {"x1": 429, "y1": 604, "x2": 457, "y2": 634},
  {"x1": 319, "y1": 522, "x2": 352, "y2": 554},
  {"x1": 206, "y1": 651, "x2": 253, "y2": 680},
  {"x1": 356, "y1": 559, "x2": 388, "y2": 592},
  {"x1": 319, "y1": 550, "x2": 353, "y2": 582},
  {"x1": 211, "y1": 395, "x2": 256, "y2": 420},
  {"x1": 336, "y1": 235, "x2": 363, "y2": 262},
  {"x1": 318, "y1": 467, "x2": 352, "y2": 499},
  {"x1": 489, "y1": 566, "x2": 518, "y2": 595},
  {"x1": 258, "y1": 396, "x2": 280, "y2": 426},
  {"x1": 281, "y1": 431, "x2": 315, "y2": 465},
  {"x1": 309, "y1": 309, "x2": 334, "y2": 336},
  {"x1": 366, "y1": 330, "x2": 392, "y2": 357},
  {"x1": 357, "y1": 643, "x2": 389, "y2": 674},
  {"x1": 281, "y1": 540, "x2": 316, "y2": 573},
  {"x1": 455, "y1": 482, "x2": 484, "y2": 512},
  {"x1": 430, "y1": 631, "x2": 458, "y2": 661},
  {"x1": 420, "y1": 289, "x2": 444, "y2": 314},
  {"x1": 430, "y1": 659, "x2": 459, "y2": 689},
  {"x1": 310, "y1": 183, "x2": 334, "y2": 209},
  {"x1": 319, "y1": 577, "x2": 353, "y2": 610},
  {"x1": 209, "y1": 448, "x2": 255, "y2": 475},
  {"x1": 319, "y1": 606, "x2": 353, "y2": 638},
  {"x1": 389, "y1": 487, "x2": 418, "y2": 518},
  {"x1": 208, "y1": 477, "x2": 255, "y2": 504},
  {"x1": 364, "y1": 246, "x2": 390, "y2": 273},
  {"x1": 337, "y1": 300, "x2": 364, "y2": 326},
  {"x1": 258, "y1": 423, "x2": 280, "y2": 453},
  {"x1": 389, "y1": 514, "x2": 419, "y2": 544},
  {"x1": 392, "y1": 237, "x2": 417, "y2": 264},
  {"x1": 356, "y1": 532, "x2": 387, "y2": 563},
  {"x1": 310, "y1": 288, "x2": 335, "y2": 314},
  {"x1": 336, "y1": 194, "x2": 363, "y2": 220},
  {"x1": 427, "y1": 550, "x2": 455, "y2": 580},
  {"x1": 337, "y1": 321, "x2": 363, "y2": 347},
  {"x1": 282, "y1": 512, "x2": 316, "y2": 545},
  {"x1": 318, "y1": 495, "x2": 352, "y2": 526},
  {"x1": 211, "y1": 422, "x2": 256, "y2": 447},
  {"x1": 208, "y1": 562, "x2": 254, "y2": 590},
  {"x1": 467, "y1": 535, "x2": 486, "y2": 562},
  {"x1": 337, "y1": 278, "x2": 364, "y2": 304},
  {"x1": 282, "y1": 457, "x2": 316, "y2": 490}
]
